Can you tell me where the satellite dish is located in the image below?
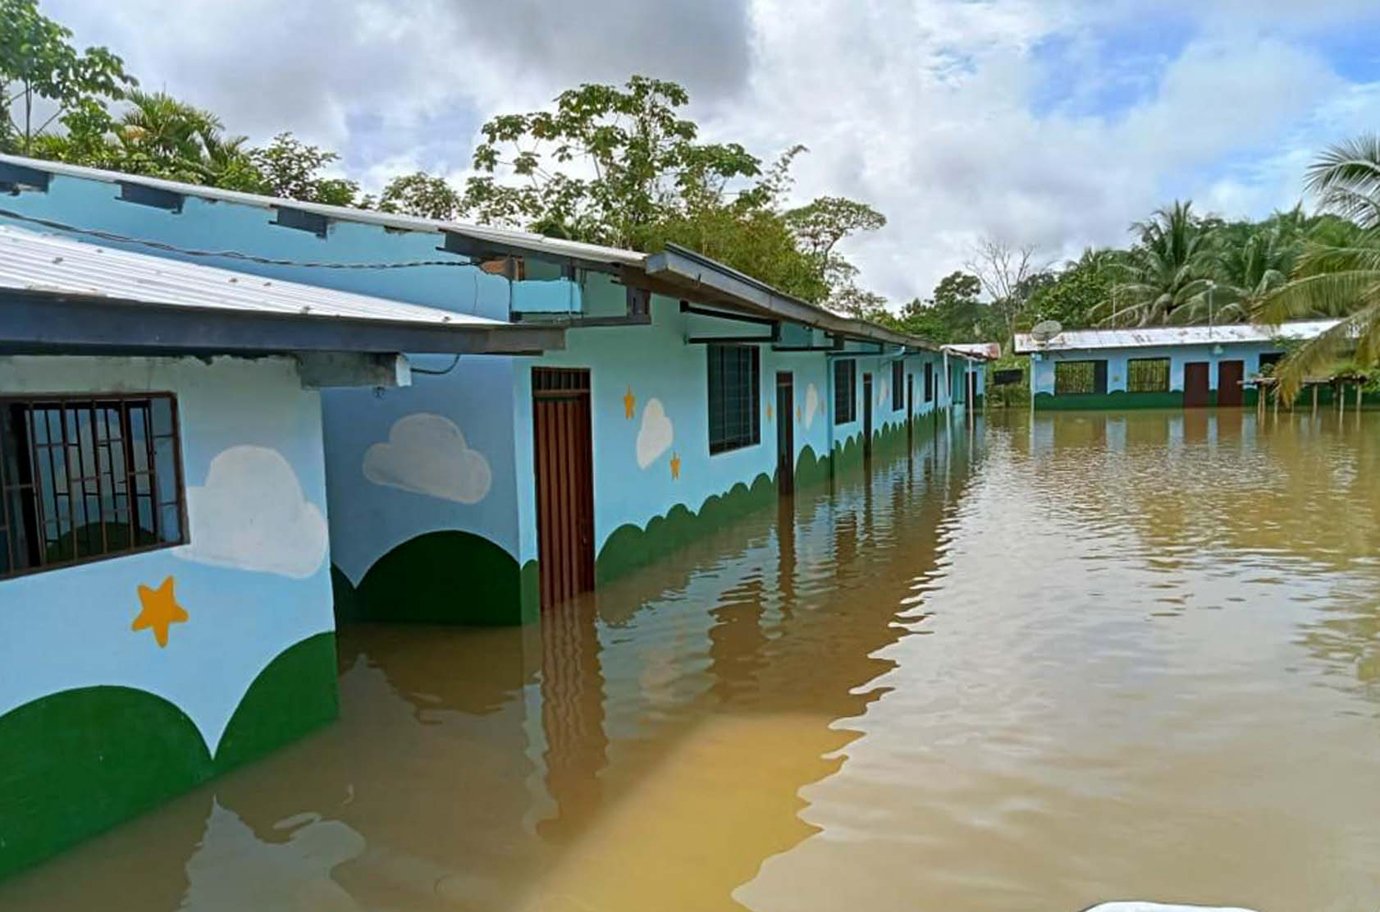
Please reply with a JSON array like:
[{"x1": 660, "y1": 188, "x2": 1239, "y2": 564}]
[{"x1": 1030, "y1": 320, "x2": 1064, "y2": 342}]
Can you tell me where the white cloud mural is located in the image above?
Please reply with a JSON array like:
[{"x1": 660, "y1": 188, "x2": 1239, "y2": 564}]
[
  {"x1": 636, "y1": 399, "x2": 674, "y2": 469},
  {"x1": 178, "y1": 445, "x2": 328, "y2": 579},
  {"x1": 804, "y1": 383, "x2": 820, "y2": 430},
  {"x1": 363, "y1": 413, "x2": 492, "y2": 504},
  {"x1": 878, "y1": 377, "x2": 889, "y2": 407}
]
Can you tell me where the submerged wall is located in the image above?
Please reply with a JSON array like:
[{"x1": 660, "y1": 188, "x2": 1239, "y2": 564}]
[
  {"x1": 1029, "y1": 342, "x2": 1285, "y2": 409},
  {"x1": 0, "y1": 355, "x2": 338, "y2": 879}
]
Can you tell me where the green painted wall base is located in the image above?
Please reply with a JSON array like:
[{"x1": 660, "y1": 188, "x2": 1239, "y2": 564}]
[
  {"x1": 1036, "y1": 387, "x2": 1380, "y2": 411},
  {"x1": 334, "y1": 530, "x2": 536, "y2": 627},
  {"x1": 1034, "y1": 390, "x2": 1187, "y2": 410},
  {"x1": 0, "y1": 632, "x2": 338, "y2": 881}
]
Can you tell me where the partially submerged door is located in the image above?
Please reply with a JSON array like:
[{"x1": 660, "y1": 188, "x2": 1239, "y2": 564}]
[
  {"x1": 906, "y1": 373, "x2": 914, "y2": 446},
  {"x1": 862, "y1": 372, "x2": 873, "y2": 460},
  {"x1": 1217, "y1": 360, "x2": 1244, "y2": 407},
  {"x1": 776, "y1": 372, "x2": 794, "y2": 497},
  {"x1": 1184, "y1": 361, "x2": 1210, "y2": 408},
  {"x1": 532, "y1": 368, "x2": 595, "y2": 612}
]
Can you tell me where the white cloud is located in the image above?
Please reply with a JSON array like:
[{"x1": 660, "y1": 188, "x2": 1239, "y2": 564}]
[
  {"x1": 363, "y1": 413, "x2": 493, "y2": 504},
  {"x1": 177, "y1": 446, "x2": 328, "y2": 579},
  {"x1": 877, "y1": 377, "x2": 889, "y2": 407},
  {"x1": 804, "y1": 383, "x2": 820, "y2": 429},
  {"x1": 46, "y1": 1, "x2": 1380, "y2": 302},
  {"x1": 636, "y1": 399, "x2": 674, "y2": 469}
]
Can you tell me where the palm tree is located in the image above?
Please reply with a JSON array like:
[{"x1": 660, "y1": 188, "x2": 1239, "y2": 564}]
[
  {"x1": 1255, "y1": 136, "x2": 1380, "y2": 399},
  {"x1": 1197, "y1": 209, "x2": 1307, "y2": 322},
  {"x1": 1102, "y1": 201, "x2": 1218, "y2": 327},
  {"x1": 111, "y1": 90, "x2": 252, "y2": 185}
]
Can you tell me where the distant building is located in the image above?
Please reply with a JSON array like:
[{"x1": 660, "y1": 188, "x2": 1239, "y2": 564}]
[
  {"x1": 1014, "y1": 322, "x2": 1337, "y2": 410},
  {"x1": 0, "y1": 153, "x2": 983, "y2": 877}
]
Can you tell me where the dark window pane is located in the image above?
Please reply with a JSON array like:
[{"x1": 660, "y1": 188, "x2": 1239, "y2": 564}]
[
  {"x1": 0, "y1": 394, "x2": 185, "y2": 577},
  {"x1": 1127, "y1": 358, "x2": 1170, "y2": 393},
  {"x1": 707, "y1": 344, "x2": 760, "y2": 453}
]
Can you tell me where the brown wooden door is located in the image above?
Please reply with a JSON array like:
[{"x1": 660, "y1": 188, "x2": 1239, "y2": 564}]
[
  {"x1": 1217, "y1": 360, "x2": 1244, "y2": 407},
  {"x1": 862, "y1": 373, "x2": 873, "y2": 459},
  {"x1": 1184, "y1": 361, "x2": 1210, "y2": 408},
  {"x1": 532, "y1": 368, "x2": 595, "y2": 612},
  {"x1": 776, "y1": 372, "x2": 794, "y2": 497},
  {"x1": 906, "y1": 374, "x2": 914, "y2": 446}
]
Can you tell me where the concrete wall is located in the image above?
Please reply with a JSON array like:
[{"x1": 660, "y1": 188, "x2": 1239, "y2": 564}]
[
  {"x1": 1029, "y1": 341, "x2": 1284, "y2": 408},
  {"x1": 0, "y1": 355, "x2": 339, "y2": 879}
]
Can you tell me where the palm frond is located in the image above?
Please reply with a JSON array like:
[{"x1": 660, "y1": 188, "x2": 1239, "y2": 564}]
[
  {"x1": 1272, "y1": 305, "x2": 1380, "y2": 400},
  {"x1": 1255, "y1": 271, "x2": 1380, "y2": 324}
]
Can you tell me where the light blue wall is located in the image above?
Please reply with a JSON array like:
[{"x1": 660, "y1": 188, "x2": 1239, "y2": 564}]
[
  {"x1": 1030, "y1": 342, "x2": 1286, "y2": 396},
  {"x1": 0, "y1": 355, "x2": 335, "y2": 755},
  {"x1": 0, "y1": 170, "x2": 963, "y2": 616}
]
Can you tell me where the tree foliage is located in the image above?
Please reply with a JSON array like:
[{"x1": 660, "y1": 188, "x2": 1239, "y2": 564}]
[
  {"x1": 1255, "y1": 135, "x2": 1380, "y2": 398},
  {"x1": 0, "y1": 0, "x2": 133, "y2": 154}
]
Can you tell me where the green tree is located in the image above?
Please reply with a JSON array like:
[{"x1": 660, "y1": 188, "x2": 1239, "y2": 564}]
[
  {"x1": 1026, "y1": 248, "x2": 1116, "y2": 329},
  {"x1": 895, "y1": 271, "x2": 987, "y2": 343},
  {"x1": 374, "y1": 171, "x2": 464, "y2": 220},
  {"x1": 1104, "y1": 200, "x2": 1217, "y2": 326},
  {"x1": 248, "y1": 133, "x2": 358, "y2": 205},
  {"x1": 0, "y1": 0, "x2": 133, "y2": 154},
  {"x1": 1256, "y1": 135, "x2": 1380, "y2": 398},
  {"x1": 461, "y1": 76, "x2": 763, "y2": 249}
]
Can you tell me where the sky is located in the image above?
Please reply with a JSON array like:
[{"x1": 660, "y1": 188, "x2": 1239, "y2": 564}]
[{"x1": 43, "y1": 0, "x2": 1380, "y2": 304}]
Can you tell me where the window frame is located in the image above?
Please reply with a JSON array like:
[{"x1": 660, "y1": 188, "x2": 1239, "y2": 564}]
[
  {"x1": 706, "y1": 344, "x2": 761, "y2": 455},
  {"x1": 833, "y1": 359, "x2": 857, "y2": 425},
  {"x1": 1126, "y1": 357, "x2": 1170, "y2": 393},
  {"x1": 1053, "y1": 360, "x2": 1107, "y2": 395},
  {"x1": 923, "y1": 362, "x2": 934, "y2": 403},
  {"x1": 0, "y1": 392, "x2": 188, "y2": 581},
  {"x1": 891, "y1": 360, "x2": 904, "y2": 411}
]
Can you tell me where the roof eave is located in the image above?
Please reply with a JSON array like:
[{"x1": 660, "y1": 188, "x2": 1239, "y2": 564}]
[
  {"x1": 0, "y1": 288, "x2": 564, "y2": 357},
  {"x1": 645, "y1": 244, "x2": 941, "y2": 352}
]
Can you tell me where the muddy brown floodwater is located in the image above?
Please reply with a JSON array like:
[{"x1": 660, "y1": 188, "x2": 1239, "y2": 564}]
[{"x1": 4, "y1": 409, "x2": 1380, "y2": 911}]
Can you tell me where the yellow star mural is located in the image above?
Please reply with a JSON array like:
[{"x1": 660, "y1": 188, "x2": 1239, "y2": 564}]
[
  {"x1": 797, "y1": 405, "x2": 803, "y2": 422},
  {"x1": 623, "y1": 386, "x2": 636, "y2": 420},
  {"x1": 766, "y1": 402, "x2": 774, "y2": 422},
  {"x1": 133, "y1": 576, "x2": 189, "y2": 648},
  {"x1": 670, "y1": 452, "x2": 681, "y2": 480}
]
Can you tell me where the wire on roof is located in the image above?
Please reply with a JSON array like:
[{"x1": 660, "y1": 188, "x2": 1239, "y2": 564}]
[{"x1": 0, "y1": 207, "x2": 475, "y2": 271}]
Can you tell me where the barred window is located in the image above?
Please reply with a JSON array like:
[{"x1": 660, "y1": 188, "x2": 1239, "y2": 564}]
[
  {"x1": 0, "y1": 394, "x2": 186, "y2": 580},
  {"x1": 834, "y1": 359, "x2": 857, "y2": 424},
  {"x1": 1127, "y1": 358, "x2": 1170, "y2": 393},
  {"x1": 707, "y1": 345, "x2": 760, "y2": 454},
  {"x1": 1054, "y1": 360, "x2": 1107, "y2": 395},
  {"x1": 924, "y1": 362, "x2": 934, "y2": 402},
  {"x1": 891, "y1": 361, "x2": 904, "y2": 410}
]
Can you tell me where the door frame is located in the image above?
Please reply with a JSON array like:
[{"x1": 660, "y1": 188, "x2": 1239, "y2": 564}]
[
  {"x1": 776, "y1": 371, "x2": 795, "y2": 497},
  {"x1": 532, "y1": 367, "x2": 595, "y2": 612},
  {"x1": 862, "y1": 372, "x2": 873, "y2": 460},
  {"x1": 1183, "y1": 361, "x2": 1210, "y2": 408},
  {"x1": 906, "y1": 372, "x2": 914, "y2": 446},
  {"x1": 1217, "y1": 359, "x2": 1245, "y2": 407}
]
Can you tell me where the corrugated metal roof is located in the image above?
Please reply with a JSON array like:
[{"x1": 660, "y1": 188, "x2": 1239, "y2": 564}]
[
  {"x1": 0, "y1": 224, "x2": 502, "y2": 328},
  {"x1": 1013, "y1": 320, "x2": 1339, "y2": 353},
  {"x1": 0, "y1": 153, "x2": 948, "y2": 352}
]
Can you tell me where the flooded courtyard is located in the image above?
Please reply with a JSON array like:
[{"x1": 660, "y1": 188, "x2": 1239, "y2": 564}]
[{"x1": 4, "y1": 410, "x2": 1380, "y2": 911}]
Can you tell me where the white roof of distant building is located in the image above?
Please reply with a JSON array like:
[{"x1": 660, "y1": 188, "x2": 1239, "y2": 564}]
[
  {"x1": 943, "y1": 342, "x2": 1001, "y2": 360},
  {"x1": 1013, "y1": 320, "x2": 1339, "y2": 354},
  {"x1": 0, "y1": 224, "x2": 499, "y2": 328}
]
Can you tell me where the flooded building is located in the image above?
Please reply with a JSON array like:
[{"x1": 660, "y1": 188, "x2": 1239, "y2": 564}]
[
  {"x1": 0, "y1": 155, "x2": 978, "y2": 630},
  {"x1": 0, "y1": 220, "x2": 553, "y2": 878},
  {"x1": 0, "y1": 154, "x2": 976, "y2": 877},
  {"x1": 1014, "y1": 321, "x2": 1338, "y2": 409}
]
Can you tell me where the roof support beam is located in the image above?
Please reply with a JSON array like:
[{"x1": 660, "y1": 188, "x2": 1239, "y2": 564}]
[{"x1": 0, "y1": 290, "x2": 565, "y2": 356}]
